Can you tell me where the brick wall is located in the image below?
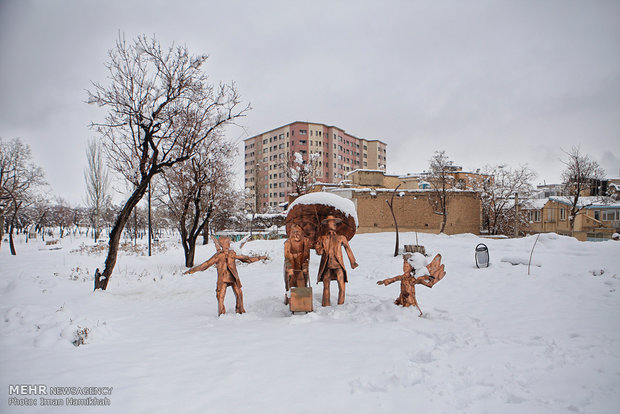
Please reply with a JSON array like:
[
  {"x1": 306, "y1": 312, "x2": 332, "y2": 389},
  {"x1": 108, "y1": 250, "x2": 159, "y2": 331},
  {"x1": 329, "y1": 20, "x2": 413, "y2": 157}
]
[{"x1": 349, "y1": 190, "x2": 481, "y2": 235}]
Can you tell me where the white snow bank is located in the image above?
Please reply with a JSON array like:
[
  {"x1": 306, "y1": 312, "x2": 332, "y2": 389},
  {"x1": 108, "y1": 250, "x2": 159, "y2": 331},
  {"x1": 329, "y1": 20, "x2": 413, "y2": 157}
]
[
  {"x1": 501, "y1": 255, "x2": 542, "y2": 267},
  {"x1": 288, "y1": 192, "x2": 358, "y2": 226},
  {"x1": 1, "y1": 232, "x2": 620, "y2": 413}
]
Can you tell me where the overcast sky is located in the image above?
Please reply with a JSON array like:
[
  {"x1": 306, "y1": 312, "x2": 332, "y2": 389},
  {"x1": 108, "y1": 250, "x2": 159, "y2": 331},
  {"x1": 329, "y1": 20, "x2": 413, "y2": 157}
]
[{"x1": 1, "y1": 0, "x2": 618, "y2": 204}]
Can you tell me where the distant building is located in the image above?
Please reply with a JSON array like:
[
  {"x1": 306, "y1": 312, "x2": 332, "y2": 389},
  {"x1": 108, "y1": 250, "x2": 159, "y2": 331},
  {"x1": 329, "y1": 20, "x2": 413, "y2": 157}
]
[
  {"x1": 522, "y1": 196, "x2": 620, "y2": 241},
  {"x1": 244, "y1": 121, "x2": 387, "y2": 211},
  {"x1": 342, "y1": 167, "x2": 490, "y2": 191},
  {"x1": 328, "y1": 188, "x2": 481, "y2": 235},
  {"x1": 312, "y1": 169, "x2": 482, "y2": 235}
]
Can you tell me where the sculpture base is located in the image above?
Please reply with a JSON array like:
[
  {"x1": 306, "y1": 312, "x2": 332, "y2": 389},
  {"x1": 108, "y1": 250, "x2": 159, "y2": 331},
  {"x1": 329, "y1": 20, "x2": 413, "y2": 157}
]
[{"x1": 289, "y1": 287, "x2": 313, "y2": 313}]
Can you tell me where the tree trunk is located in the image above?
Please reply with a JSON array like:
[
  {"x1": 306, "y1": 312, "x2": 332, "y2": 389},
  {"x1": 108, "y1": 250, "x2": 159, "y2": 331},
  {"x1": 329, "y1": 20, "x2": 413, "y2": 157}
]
[
  {"x1": 439, "y1": 213, "x2": 447, "y2": 233},
  {"x1": 133, "y1": 209, "x2": 138, "y2": 245},
  {"x1": 387, "y1": 185, "x2": 401, "y2": 257},
  {"x1": 9, "y1": 220, "x2": 16, "y2": 255},
  {"x1": 0, "y1": 212, "x2": 4, "y2": 248},
  {"x1": 95, "y1": 178, "x2": 150, "y2": 290},
  {"x1": 184, "y1": 235, "x2": 198, "y2": 267},
  {"x1": 202, "y1": 225, "x2": 209, "y2": 245}
]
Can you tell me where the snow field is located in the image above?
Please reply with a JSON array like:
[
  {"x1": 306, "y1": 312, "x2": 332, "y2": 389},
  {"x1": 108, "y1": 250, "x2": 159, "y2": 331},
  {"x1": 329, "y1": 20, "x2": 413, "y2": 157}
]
[{"x1": 1, "y1": 232, "x2": 619, "y2": 413}]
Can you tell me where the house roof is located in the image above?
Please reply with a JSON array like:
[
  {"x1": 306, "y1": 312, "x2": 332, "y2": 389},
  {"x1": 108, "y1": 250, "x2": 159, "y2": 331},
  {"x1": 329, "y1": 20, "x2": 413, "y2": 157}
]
[{"x1": 549, "y1": 196, "x2": 620, "y2": 209}]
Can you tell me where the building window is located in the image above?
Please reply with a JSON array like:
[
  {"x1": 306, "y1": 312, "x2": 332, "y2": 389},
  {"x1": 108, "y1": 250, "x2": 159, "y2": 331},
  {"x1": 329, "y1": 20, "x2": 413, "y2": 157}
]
[
  {"x1": 559, "y1": 208, "x2": 566, "y2": 221},
  {"x1": 300, "y1": 130, "x2": 307, "y2": 135},
  {"x1": 529, "y1": 210, "x2": 541, "y2": 222},
  {"x1": 594, "y1": 210, "x2": 600, "y2": 221},
  {"x1": 602, "y1": 209, "x2": 619, "y2": 221}
]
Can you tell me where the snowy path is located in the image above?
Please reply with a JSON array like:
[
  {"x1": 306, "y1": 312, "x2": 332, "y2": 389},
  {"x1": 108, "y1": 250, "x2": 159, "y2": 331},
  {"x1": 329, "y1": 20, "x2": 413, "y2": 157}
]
[{"x1": 1, "y1": 232, "x2": 619, "y2": 413}]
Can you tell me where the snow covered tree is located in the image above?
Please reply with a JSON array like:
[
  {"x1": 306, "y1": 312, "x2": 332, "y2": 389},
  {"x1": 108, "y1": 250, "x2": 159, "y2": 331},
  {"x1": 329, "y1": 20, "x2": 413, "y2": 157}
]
[
  {"x1": 157, "y1": 136, "x2": 236, "y2": 267},
  {"x1": 560, "y1": 147, "x2": 605, "y2": 234},
  {"x1": 282, "y1": 152, "x2": 319, "y2": 196},
  {"x1": 0, "y1": 137, "x2": 46, "y2": 254},
  {"x1": 87, "y1": 34, "x2": 249, "y2": 290},
  {"x1": 477, "y1": 164, "x2": 536, "y2": 235},
  {"x1": 426, "y1": 150, "x2": 453, "y2": 233},
  {"x1": 84, "y1": 138, "x2": 111, "y2": 241}
]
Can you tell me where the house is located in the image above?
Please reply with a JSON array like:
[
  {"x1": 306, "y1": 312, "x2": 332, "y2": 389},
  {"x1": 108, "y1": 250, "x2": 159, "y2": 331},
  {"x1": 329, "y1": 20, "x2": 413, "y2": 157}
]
[{"x1": 522, "y1": 196, "x2": 620, "y2": 241}]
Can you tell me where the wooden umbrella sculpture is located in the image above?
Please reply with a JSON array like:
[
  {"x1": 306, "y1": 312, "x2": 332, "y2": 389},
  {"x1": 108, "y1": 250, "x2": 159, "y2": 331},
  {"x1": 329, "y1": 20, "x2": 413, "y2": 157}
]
[{"x1": 284, "y1": 192, "x2": 359, "y2": 311}]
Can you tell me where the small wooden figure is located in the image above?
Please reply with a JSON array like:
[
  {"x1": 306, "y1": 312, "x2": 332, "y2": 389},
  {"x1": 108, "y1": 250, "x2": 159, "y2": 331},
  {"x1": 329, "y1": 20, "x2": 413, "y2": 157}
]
[
  {"x1": 184, "y1": 237, "x2": 267, "y2": 316},
  {"x1": 377, "y1": 253, "x2": 446, "y2": 316},
  {"x1": 284, "y1": 224, "x2": 311, "y2": 298},
  {"x1": 315, "y1": 215, "x2": 359, "y2": 306}
]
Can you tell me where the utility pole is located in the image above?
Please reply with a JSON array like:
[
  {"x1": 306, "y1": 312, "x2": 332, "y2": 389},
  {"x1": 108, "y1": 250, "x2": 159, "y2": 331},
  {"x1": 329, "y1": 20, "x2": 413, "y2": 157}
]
[{"x1": 514, "y1": 192, "x2": 519, "y2": 238}]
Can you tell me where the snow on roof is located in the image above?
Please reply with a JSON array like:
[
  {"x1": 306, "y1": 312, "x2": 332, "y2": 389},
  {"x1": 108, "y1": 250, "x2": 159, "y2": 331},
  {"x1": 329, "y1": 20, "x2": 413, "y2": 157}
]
[
  {"x1": 526, "y1": 198, "x2": 550, "y2": 210},
  {"x1": 246, "y1": 213, "x2": 286, "y2": 220},
  {"x1": 549, "y1": 196, "x2": 620, "y2": 209},
  {"x1": 497, "y1": 198, "x2": 549, "y2": 210},
  {"x1": 344, "y1": 187, "x2": 477, "y2": 194},
  {"x1": 288, "y1": 192, "x2": 358, "y2": 226},
  {"x1": 345, "y1": 169, "x2": 385, "y2": 176}
]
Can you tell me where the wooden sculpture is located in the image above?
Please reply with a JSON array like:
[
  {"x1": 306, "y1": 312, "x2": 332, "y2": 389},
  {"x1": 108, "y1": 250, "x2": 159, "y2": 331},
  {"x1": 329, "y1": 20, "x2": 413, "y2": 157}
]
[
  {"x1": 377, "y1": 253, "x2": 446, "y2": 316},
  {"x1": 284, "y1": 223, "x2": 312, "y2": 309},
  {"x1": 315, "y1": 215, "x2": 359, "y2": 306},
  {"x1": 184, "y1": 237, "x2": 267, "y2": 316}
]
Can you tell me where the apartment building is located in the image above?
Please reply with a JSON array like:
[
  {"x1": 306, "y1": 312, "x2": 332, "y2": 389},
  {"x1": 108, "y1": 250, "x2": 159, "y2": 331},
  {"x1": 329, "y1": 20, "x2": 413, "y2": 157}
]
[{"x1": 244, "y1": 121, "x2": 387, "y2": 211}]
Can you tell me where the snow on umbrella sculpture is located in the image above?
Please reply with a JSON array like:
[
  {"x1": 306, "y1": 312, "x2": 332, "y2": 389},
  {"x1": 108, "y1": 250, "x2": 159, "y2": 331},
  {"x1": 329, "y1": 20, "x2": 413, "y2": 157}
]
[
  {"x1": 475, "y1": 243, "x2": 490, "y2": 268},
  {"x1": 285, "y1": 192, "x2": 359, "y2": 308},
  {"x1": 377, "y1": 253, "x2": 446, "y2": 316}
]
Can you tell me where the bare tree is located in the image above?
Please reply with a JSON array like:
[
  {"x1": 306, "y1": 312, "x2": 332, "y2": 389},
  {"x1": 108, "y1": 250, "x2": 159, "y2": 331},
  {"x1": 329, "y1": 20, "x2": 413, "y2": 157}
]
[
  {"x1": 157, "y1": 137, "x2": 236, "y2": 267},
  {"x1": 87, "y1": 34, "x2": 249, "y2": 290},
  {"x1": 477, "y1": 164, "x2": 536, "y2": 235},
  {"x1": 560, "y1": 146, "x2": 605, "y2": 234},
  {"x1": 51, "y1": 198, "x2": 74, "y2": 238},
  {"x1": 84, "y1": 138, "x2": 111, "y2": 241},
  {"x1": 0, "y1": 137, "x2": 46, "y2": 254},
  {"x1": 281, "y1": 152, "x2": 319, "y2": 196},
  {"x1": 426, "y1": 150, "x2": 453, "y2": 233}
]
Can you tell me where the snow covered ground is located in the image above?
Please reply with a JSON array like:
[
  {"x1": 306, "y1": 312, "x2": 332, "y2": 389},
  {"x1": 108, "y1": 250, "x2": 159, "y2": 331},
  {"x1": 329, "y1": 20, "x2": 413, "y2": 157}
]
[{"x1": 1, "y1": 232, "x2": 619, "y2": 413}]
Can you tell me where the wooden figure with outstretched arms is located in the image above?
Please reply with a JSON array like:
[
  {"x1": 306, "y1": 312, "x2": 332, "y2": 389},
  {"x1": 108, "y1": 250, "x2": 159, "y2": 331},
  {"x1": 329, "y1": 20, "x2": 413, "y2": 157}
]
[
  {"x1": 377, "y1": 253, "x2": 446, "y2": 316},
  {"x1": 184, "y1": 236, "x2": 267, "y2": 316}
]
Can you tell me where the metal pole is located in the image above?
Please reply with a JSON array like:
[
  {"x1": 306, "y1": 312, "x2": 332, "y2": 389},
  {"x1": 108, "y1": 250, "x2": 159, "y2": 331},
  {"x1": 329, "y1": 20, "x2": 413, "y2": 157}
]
[
  {"x1": 514, "y1": 192, "x2": 519, "y2": 238},
  {"x1": 148, "y1": 181, "x2": 152, "y2": 257}
]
